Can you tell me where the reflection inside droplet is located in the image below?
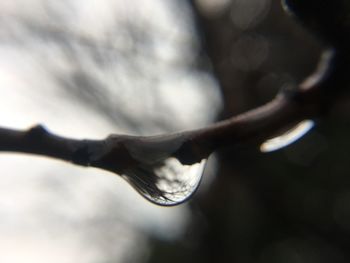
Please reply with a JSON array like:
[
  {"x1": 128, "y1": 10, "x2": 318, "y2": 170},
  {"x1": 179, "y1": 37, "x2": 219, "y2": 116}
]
[
  {"x1": 260, "y1": 120, "x2": 315, "y2": 152},
  {"x1": 123, "y1": 157, "x2": 206, "y2": 206}
]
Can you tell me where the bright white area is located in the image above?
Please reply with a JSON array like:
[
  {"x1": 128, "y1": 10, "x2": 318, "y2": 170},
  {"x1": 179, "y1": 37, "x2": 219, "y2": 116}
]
[
  {"x1": 260, "y1": 120, "x2": 315, "y2": 152},
  {"x1": 0, "y1": 0, "x2": 222, "y2": 262}
]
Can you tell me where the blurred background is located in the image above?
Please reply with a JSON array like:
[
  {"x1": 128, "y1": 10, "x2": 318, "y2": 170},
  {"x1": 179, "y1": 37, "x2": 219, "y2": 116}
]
[{"x1": 0, "y1": 0, "x2": 350, "y2": 262}]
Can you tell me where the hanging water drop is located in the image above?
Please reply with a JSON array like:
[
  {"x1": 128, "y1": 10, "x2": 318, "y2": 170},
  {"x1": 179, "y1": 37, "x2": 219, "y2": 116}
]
[
  {"x1": 89, "y1": 133, "x2": 208, "y2": 206},
  {"x1": 122, "y1": 134, "x2": 207, "y2": 206}
]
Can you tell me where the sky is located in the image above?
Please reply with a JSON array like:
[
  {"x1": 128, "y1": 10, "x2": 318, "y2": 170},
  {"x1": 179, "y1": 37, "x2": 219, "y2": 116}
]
[{"x1": 0, "y1": 0, "x2": 222, "y2": 262}]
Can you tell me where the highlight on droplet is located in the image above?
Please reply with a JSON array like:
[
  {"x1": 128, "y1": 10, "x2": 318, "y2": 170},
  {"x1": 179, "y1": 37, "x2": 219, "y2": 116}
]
[{"x1": 260, "y1": 120, "x2": 315, "y2": 152}]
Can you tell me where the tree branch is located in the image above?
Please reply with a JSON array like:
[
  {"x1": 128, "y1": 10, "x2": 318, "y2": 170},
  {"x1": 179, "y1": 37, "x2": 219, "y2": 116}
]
[
  {"x1": 0, "y1": 47, "x2": 347, "y2": 205},
  {"x1": 0, "y1": 46, "x2": 346, "y2": 169}
]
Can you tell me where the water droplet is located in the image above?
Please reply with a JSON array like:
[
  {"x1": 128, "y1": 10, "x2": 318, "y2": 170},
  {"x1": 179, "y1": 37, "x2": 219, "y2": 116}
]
[
  {"x1": 260, "y1": 120, "x2": 315, "y2": 152},
  {"x1": 123, "y1": 157, "x2": 206, "y2": 206},
  {"x1": 93, "y1": 133, "x2": 208, "y2": 206}
]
